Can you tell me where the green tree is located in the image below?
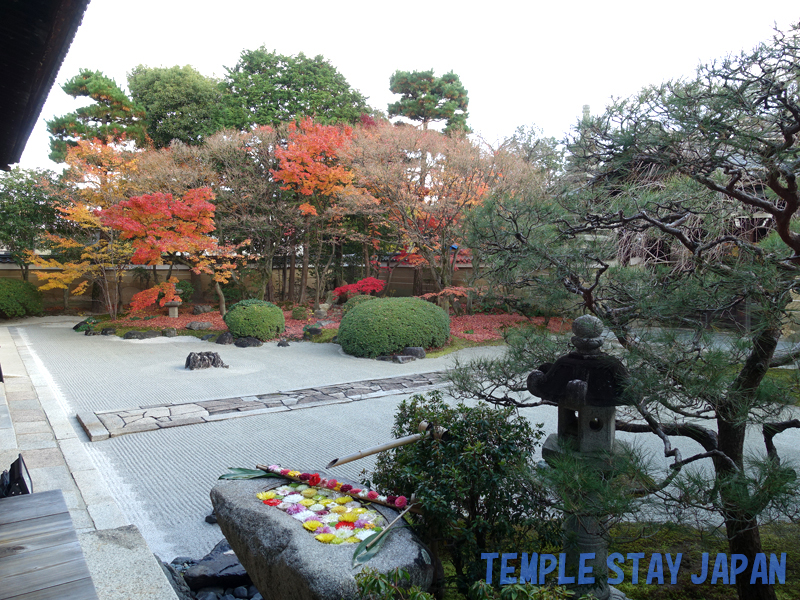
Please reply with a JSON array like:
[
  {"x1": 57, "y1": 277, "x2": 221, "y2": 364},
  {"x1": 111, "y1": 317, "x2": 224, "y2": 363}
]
[
  {"x1": 457, "y1": 24, "x2": 800, "y2": 600},
  {"x1": 0, "y1": 168, "x2": 62, "y2": 281},
  {"x1": 46, "y1": 69, "x2": 149, "y2": 162},
  {"x1": 387, "y1": 70, "x2": 469, "y2": 133},
  {"x1": 222, "y1": 48, "x2": 370, "y2": 130},
  {"x1": 127, "y1": 65, "x2": 224, "y2": 148}
]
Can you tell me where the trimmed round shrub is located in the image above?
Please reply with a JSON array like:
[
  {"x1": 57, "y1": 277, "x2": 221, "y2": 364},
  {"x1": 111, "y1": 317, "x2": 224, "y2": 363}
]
[
  {"x1": 223, "y1": 299, "x2": 285, "y2": 341},
  {"x1": 291, "y1": 305, "x2": 310, "y2": 320},
  {"x1": 338, "y1": 297, "x2": 450, "y2": 358},
  {"x1": 0, "y1": 279, "x2": 43, "y2": 319},
  {"x1": 342, "y1": 294, "x2": 377, "y2": 316}
]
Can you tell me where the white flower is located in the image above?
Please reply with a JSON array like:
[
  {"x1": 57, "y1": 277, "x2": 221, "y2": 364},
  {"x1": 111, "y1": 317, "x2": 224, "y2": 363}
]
[
  {"x1": 355, "y1": 529, "x2": 376, "y2": 541},
  {"x1": 292, "y1": 510, "x2": 315, "y2": 522},
  {"x1": 283, "y1": 494, "x2": 303, "y2": 503}
]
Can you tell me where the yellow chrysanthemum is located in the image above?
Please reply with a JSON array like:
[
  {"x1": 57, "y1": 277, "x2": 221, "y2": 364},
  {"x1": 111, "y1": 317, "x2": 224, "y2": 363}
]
[
  {"x1": 331, "y1": 537, "x2": 344, "y2": 545},
  {"x1": 363, "y1": 523, "x2": 375, "y2": 529},
  {"x1": 288, "y1": 471, "x2": 301, "y2": 478},
  {"x1": 318, "y1": 499, "x2": 333, "y2": 506},
  {"x1": 335, "y1": 496, "x2": 352, "y2": 505},
  {"x1": 299, "y1": 499, "x2": 315, "y2": 507},
  {"x1": 345, "y1": 537, "x2": 361, "y2": 544},
  {"x1": 301, "y1": 488, "x2": 316, "y2": 498},
  {"x1": 353, "y1": 508, "x2": 367, "y2": 514},
  {"x1": 303, "y1": 520, "x2": 322, "y2": 532},
  {"x1": 256, "y1": 491, "x2": 276, "y2": 500},
  {"x1": 339, "y1": 513, "x2": 358, "y2": 523},
  {"x1": 330, "y1": 505, "x2": 346, "y2": 514},
  {"x1": 315, "y1": 533, "x2": 335, "y2": 543}
]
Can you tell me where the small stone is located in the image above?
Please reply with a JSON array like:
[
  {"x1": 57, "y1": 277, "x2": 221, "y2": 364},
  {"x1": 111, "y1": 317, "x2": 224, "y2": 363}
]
[
  {"x1": 247, "y1": 586, "x2": 259, "y2": 599},
  {"x1": 403, "y1": 346, "x2": 426, "y2": 359},
  {"x1": 142, "y1": 330, "x2": 160, "y2": 339},
  {"x1": 162, "y1": 328, "x2": 177, "y2": 337},
  {"x1": 101, "y1": 327, "x2": 116, "y2": 335},
  {"x1": 201, "y1": 334, "x2": 216, "y2": 341},
  {"x1": 216, "y1": 332, "x2": 234, "y2": 345},
  {"x1": 124, "y1": 331, "x2": 145, "y2": 340},
  {"x1": 233, "y1": 586, "x2": 249, "y2": 599},
  {"x1": 251, "y1": 594, "x2": 262, "y2": 600},
  {"x1": 313, "y1": 309, "x2": 327, "y2": 319},
  {"x1": 234, "y1": 337, "x2": 262, "y2": 348},
  {"x1": 84, "y1": 329, "x2": 101, "y2": 336},
  {"x1": 376, "y1": 355, "x2": 393, "y2": 361},
  {"x1": 193, "y1": 305, "x2": 214, "y2": 315},
  {"x1": 196, "y1": 591, "x2": 219, "y2": 600},
  {"x1": 277, "y1": 339, "x2": 290, "y2": 347},
  {"x1": 392, "y1": 355, "x2": 416, "y2": 363},
  {"x1": 304, "y1": 326, "x2": 322, "y2": 338},
  {"x1": 221, "y1": 595, "x2": 236, "y2": 600},
  {"x1": 198, "y1": 587, "x2": 225, "y2": 597},
  {"x1": 186, "y1": 321, "x2": 213, "y2": 331},
  {"x1": 205, "y1": 511, "x2": 218, "y2": 524},
  {"x1": 171, "y1": 556, "x2": 196, "y2": 566}
]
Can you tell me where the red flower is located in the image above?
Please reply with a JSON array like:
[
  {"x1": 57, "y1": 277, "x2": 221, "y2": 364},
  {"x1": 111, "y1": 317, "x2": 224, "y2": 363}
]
[
  {"x1": 340, "y1": 484, "x2": 353, "y2": 493},
  {"x1": 263, "y1": 499, "x2": 281, "y2": 506},
  {"x1": 309, "y1": 473, "x2": 321, "y2": 486},
  {"x1": 336, "y1": 522, "x2": 355, "y2": 530}
]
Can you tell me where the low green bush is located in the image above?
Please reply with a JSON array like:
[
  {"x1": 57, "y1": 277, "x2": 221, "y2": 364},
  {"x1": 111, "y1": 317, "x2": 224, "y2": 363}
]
[
  {"x1": 337, "y1": 297, "x2": 449, "y2": 358},
  {"x1": 366, "y1": 391, "x2": 558, "y2": 594},
  {"x1": 175, "y1": 279, "x2": 194, "y2": 300},
  {"x1": 0, "y1": 279, "x2": 43, "y2": 319},
  {"x1": 291, "y1": 305, "x2": 310, "y2": 320},
  {"x1": 223, "y1": 299, "x2": 285, "y2": 341},
  {"x1": 342, "y1": 294, "x2": 377, "y2": 316}
]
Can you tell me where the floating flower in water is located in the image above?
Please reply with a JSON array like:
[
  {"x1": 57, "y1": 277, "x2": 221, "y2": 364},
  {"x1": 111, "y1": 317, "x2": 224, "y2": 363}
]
[
  {"x1": 301, "y1": 489, "x2": 316, "y2": 498},
  {"x1": 263, "y1": 499, "x2": 281, "y2": 507},
  {"x1": 330, "y1": 505, "x2": 346, "y2": 514},
  {"x1": 256, "y1": 491, "x2": 274, "y2": 501},
  {"x1": 308, "y1": 474, "x2": 321, "y2": 486},
  {"x1": 283, "y1": 494, "x2": 303, "y2": 503},
  {"x1": 309, "y1": 504, "x2": 325, "y2": 512},
  {"x1": 346, "y1": 536, "x2": 361, "y2": 544},
  {"x1": 336, "y1": 521, "x2": 355, "y2": 530},
  {"x1": 335, "y1": 496, "x2": 352, "y2": 505},
  {"x1": 315, "y1": 533, "x2": 335, "y2": 543},
  {"x1": 285, "y1": 504, "x2": 304, "y2": 515},
  {"x1": 355, "y1": 529, "x2": 376, "y2": 541},
  {"x1": 339, "y1": 512, "x2": 358, "y2": 523},
  {"x1": 303, "y1": 520, "x2": 322, "y2": 532}
]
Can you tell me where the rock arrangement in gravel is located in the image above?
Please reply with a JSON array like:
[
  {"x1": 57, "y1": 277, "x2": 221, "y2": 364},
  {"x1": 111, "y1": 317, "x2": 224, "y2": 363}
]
[
  {"x1": 166, "y1": 540, "x2": 262, "y2": 600},
  {"x1": 185, "y1": 352, "x2": 229, "y2": 370}
]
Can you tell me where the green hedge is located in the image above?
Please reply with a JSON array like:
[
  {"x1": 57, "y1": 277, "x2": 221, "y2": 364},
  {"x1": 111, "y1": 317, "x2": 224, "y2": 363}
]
[
  {"x1": 223, "y1": 299, "x2": 285, "y2": 341},
  {"x1": 341, "y1": 294, "x2": 377, "y2": 316},
  {"x1": 337, "y1": 297, "x2": 449, "y2": 358},
  {"x1": 0, "y1": 279, "x2": 43, "y2": 319}
]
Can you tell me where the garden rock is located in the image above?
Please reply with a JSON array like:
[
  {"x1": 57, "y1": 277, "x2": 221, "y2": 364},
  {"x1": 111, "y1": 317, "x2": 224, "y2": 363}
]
[
  {"x1": 277, "y1": 339, "x2": 290, "y2": 347},
  {"x1": 211, "y1": 479, "x2": 434, "y2": 600},
  {"x1": 193, "y1": 305, "x2": 214, "y2": 315},
  {"x1": 162, "y1": 328, "x2": 177, "y2": 337},
  {"x1": 143, "y1": 330, "x2": 160, "y2": 339},
  {"x1": 101, "y1": 327, "x2": 116, "y2": 336},
  {"x1": 234, "y1": 337, "x2": 262, "y2": 348},
  {"x1": 160, "y1": 560, "x2": 194, "y2": 600},
  {"x1": 206, "y1": 511, "x2": 218, "y2": 524},
  {"x1": 313, "y1": 309, "x2": 327, "y2": 319},
  {"x1": 202, "y1": 334, "x2": 216, "y2": 341},
  {"x1": 392, "y1": 355, "x2": 416, "y2": 364},
  {"x1": 187, "y1": 321, "x2": 213, "y2": 331},
  {"x1": 403, "y1": 347, "x2": 426, "y2": 359},
  {"x1": 216, "y1": 332, "x2": 234, "y2": 345},
  {"x1": 73, "y1": 319, "x2": 96, "y2": 331},
  {"x1": 185, "y1": 352, "x2": 229, "y2": 370},
  {"x1": 123, "y1": 331, "x2": 145, "y2": 340},
  {"x1": 183, "y1": 539, "x2": 251, "y2": 591},
  {"x1": 303, "y1": 326, "x2": 322, "y2": 339},
  {"x1": 234, "y1": 588, "x2": 249, "y2": 599},
  {"x1": 84, "y1": 329, "x2": 100, "y2": 336}
]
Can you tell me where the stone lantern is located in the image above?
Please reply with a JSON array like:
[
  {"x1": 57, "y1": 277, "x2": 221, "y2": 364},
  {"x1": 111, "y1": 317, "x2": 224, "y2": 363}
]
[{"x1": 527, "y1": 315, "x2": 629, "y2": 600}]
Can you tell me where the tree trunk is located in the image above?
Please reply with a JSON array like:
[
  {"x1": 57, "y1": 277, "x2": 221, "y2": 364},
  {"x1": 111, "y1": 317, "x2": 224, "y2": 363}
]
[
  {"x1": 288, "y1": 250, "x2": 296, "y2": 303},
  {"x1": 281, "y1": 255, "x2": 288, "y2": 301},
  {"x1": 20, "y1": 263, "x2": 29, "y2": 282},
  {"x1": 215, "y1": 281, "x2": 227, "y2": 317},
  {"x1": 152, "y1": 264, "x2": 159, "y2": 284},
  {"x1": 299, "y1": 234, "x2": 309, "y2": 305},
  {"x1": 63, "y1": 287, "x2": 70, "y2": 310}
]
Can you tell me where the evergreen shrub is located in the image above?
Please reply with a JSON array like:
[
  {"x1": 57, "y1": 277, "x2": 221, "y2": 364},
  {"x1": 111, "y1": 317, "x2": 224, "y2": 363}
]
[
  {"x1": 337, "y1": 297, "x2": 449, "y2": 358},
  {"x1": 291, "y1": 305, "x2": 310, "y2": 320},
  {"x1": 223, "y1": 299, "x2": 285, "y2": 341},
  {"x1": 0, "y1": 279, "x2": 43, "y2": 319},
  {"x1": 341, "y1": 294, "x2": 377, "y2": 316}
]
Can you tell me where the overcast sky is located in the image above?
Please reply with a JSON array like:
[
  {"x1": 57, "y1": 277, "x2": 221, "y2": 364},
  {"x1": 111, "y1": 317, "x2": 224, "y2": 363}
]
[{"x1": 17, "y1": 1, "x2": 800, "y2": 172}]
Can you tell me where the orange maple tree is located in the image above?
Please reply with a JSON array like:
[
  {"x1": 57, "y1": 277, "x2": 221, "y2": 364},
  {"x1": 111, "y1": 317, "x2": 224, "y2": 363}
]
[{"x1": 272, "y1": 117, "x2": 355, "y2": 306}]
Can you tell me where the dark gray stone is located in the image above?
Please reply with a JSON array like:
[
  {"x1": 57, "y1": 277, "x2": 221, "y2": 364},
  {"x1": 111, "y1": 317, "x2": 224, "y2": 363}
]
[
  {"x1": 202, "y1": 334, "x2": 216, "y2": 341},
  {"x1": 277, "y1": 339, "x2": 290, "y2": 347},
  {"x1": 234, "y1": 337, "x2": 262, "y2": 348},
  {"x1": 247, "y1": 585, "x2": 260, "y2": 599},
  {"x1": 123, "y1": 331, "x2": 145, "y2": 340},
  {"x1": 101, "y1": 327, "x2": 117, "y2": 336},
  {"x1": 252, "y1": 595, "x2": 263, "y2": 600},
  {"x1": 73, "y1": 319, "x2": 96, "y2": 331},
  {"x1": 197, "y1": 591, "x2": 220, "y2": 600},
  {"x1": 162, "y1": 328, "x2": 177, "y2": 337},
  {"x1": 142, "y1": 330, "x2": 161, "y2": 339},
  {"x1": 187, "y1": 321, "x2": 213, "y2": 331},
  {"x1": 392, "y1": 355, "x2": 416, "y2": 364},
  {"x1": 313, "y1": 309, "x2": 327, "y2": 319},
  {"x1": 160, "y1": 559, "x2": 195, "y2": 600},
  {"x1": 206, "y1": 511, "x2": 218, "y2": 524},
  {"x1": 221, "y1": 595, "x2": 236, "y2": 600},
  {"x1": 184, "y1": 540, "x2": 251, "y2": 591},
  {"x1": 211, "y1": 479, "x2": 434, "y2": 600},
  {"x1": 185, "y1": 352, "x2": 229, "y2": 370},
  {"x1": 375, "y1": 355, "x2": 393, "y2": 362},
  {"x1": 403, "y1": 347, "x2": 426, "y2": 359},
  {"x1": 193, "y1": 305, "x2": 214, "y2": 315},
  {"x1": 234, "y1": 588, "x2": 249, "y2": 599},
  {"x1": 84, "y1": 329, "x2": 100, "y2": 336},
  {"x1": 171, "y1": 556, "x2": 196, "y2": 566},
  {"x1": 216, "y1": 332, "x2": 234, "y2": 345},
  {"x1": 198, "y1": 587, "x2": 225, "y2": 597}
]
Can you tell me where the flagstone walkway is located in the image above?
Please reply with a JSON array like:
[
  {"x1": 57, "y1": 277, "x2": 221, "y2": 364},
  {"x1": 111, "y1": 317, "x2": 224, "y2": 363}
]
[{"x1": 77, "y1": 372, "x2": 446, "y2": 441}]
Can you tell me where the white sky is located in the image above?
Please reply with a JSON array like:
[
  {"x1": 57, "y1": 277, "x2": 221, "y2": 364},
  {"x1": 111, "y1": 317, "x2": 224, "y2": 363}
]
[{"x1": 17, "y1": 1, "x2": 800, "y2": 172}]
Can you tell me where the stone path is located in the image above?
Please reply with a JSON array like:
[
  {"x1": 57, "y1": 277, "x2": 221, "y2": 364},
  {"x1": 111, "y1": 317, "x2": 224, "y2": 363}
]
[{"x1": 77, "y1": 372, "x2": 446, "y2": 441}]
